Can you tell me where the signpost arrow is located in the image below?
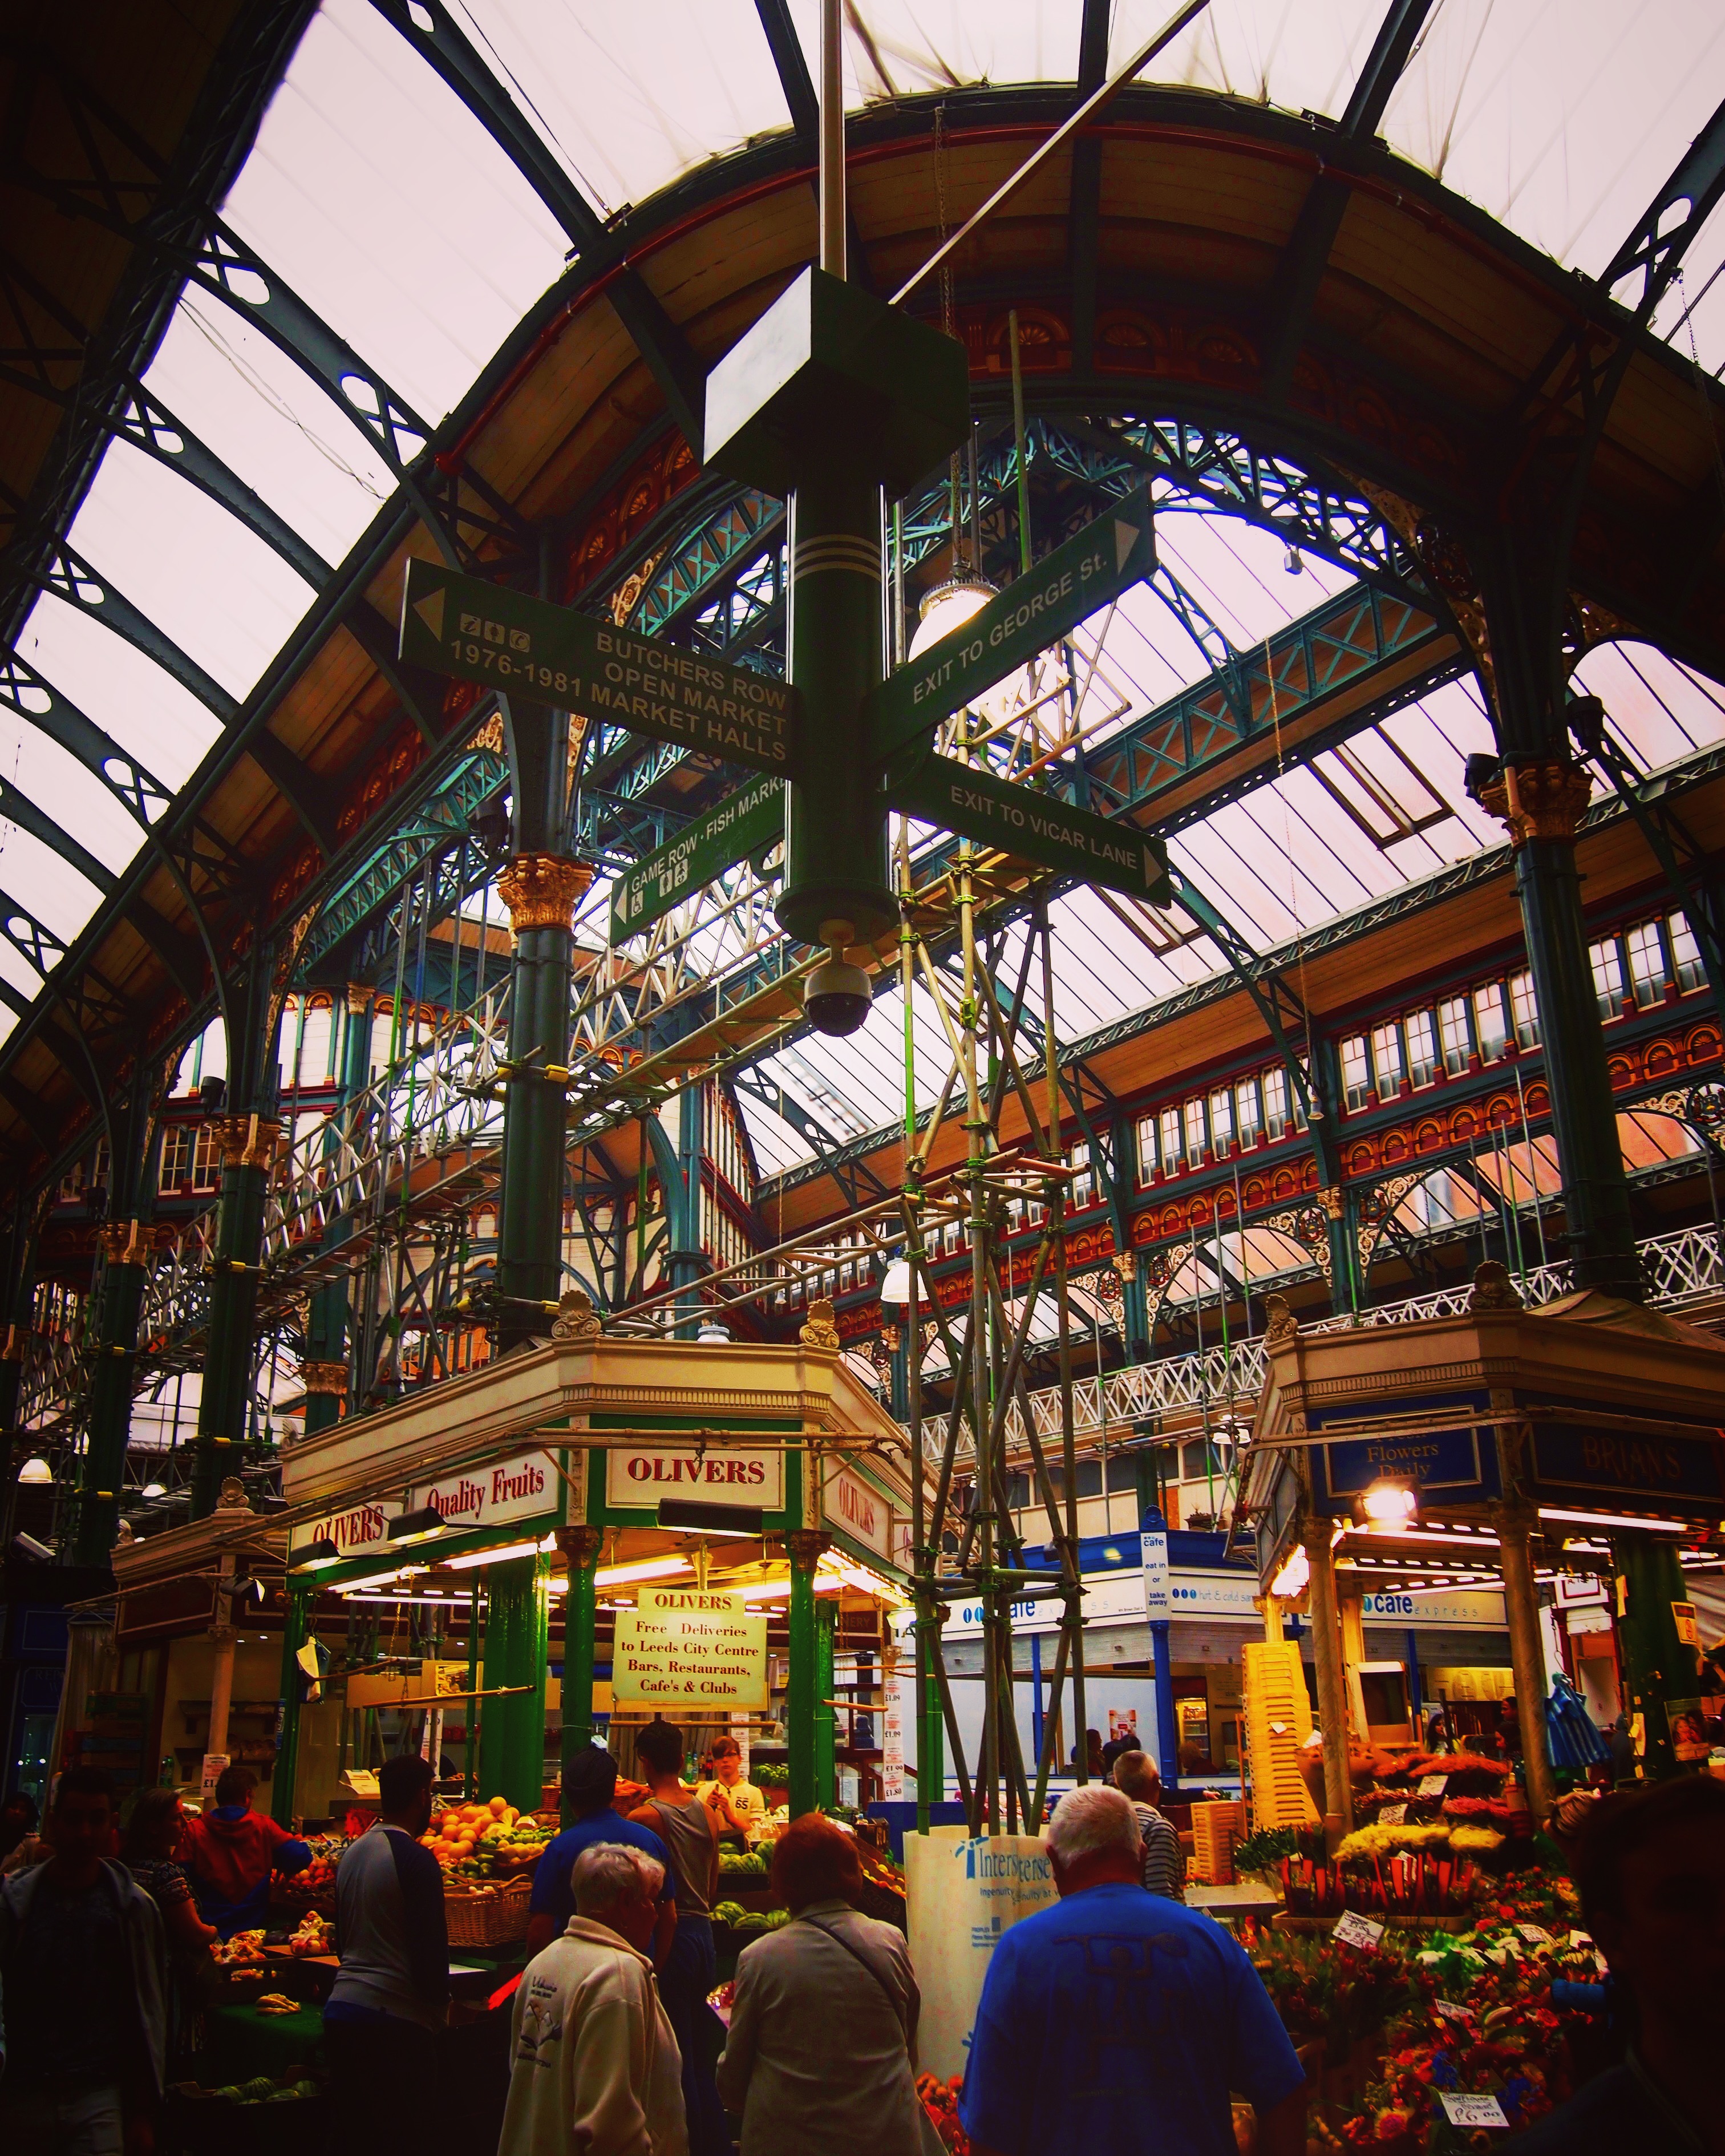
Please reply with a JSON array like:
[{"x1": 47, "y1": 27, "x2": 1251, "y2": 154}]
[
  {"x1": 888, "y1": 752, "x2": 1170, "y2": 904},
  {"x1": 399, "y1": 558, "x2": 800, "y2": 777},
  {"x1": 609, "y1": 775, "x2": 785, "y2": 946},
  {"x1": 868, "y1": 486, "x2": 1155, "y2": 765}
]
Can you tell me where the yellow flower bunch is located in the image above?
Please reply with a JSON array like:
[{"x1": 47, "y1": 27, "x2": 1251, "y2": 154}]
[
  {"x1": 1335, "y1": 1820, "x2": 1451, "y2": 1862},
  {"x1": 1448, "y1": 1823, "x2": 1506, "y2": 1853}
]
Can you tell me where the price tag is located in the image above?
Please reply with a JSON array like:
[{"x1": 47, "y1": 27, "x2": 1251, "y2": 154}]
[
  {"x1": 1333, "y1": 1911, "x2": 1385, "y2": 1951},
  {"x1": 1269, "y1": 1721, "x2": 1288, "y2": 1736},
  {"x1": 1595, "y1": 1950, "x2": 1609, "y2": 1975},
  {"x1": 1418, "y1": 1773, "x2": 1448, "y2": 1797},
  {"x1": 1434, "y1": 2000, "x2": 1472, "y2": 2024},
  {"x1": 1566, "y1": 1931, "x2": 1592, "y2": 1948},
  {"x1": 1484, "y1": 1946, "x2": 1512, "y2": 1965},
  {"x1": 1439, "y1": 2094, "x2": 1509, "y2": 2130},
  {"x1": 1518, "y1": 1923, "x2": 1552, "y2": 1944},
  {"x1": 1379, "y1": 1802, "x2": 1408, "y2": 1825}
]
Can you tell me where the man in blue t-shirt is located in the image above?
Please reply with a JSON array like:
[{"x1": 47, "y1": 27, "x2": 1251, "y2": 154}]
[
  {"x1": 525, "y1": 1744, "x2": 678, "y2": 1964},
  {"x1": 959, "y1": 1786, "x2": 1306, "y2": 2156}
]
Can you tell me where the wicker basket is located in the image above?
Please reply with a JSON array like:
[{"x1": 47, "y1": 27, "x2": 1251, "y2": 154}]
[{"x1": 444, "y1": 1878, "x2": 533, "y2": 1949}]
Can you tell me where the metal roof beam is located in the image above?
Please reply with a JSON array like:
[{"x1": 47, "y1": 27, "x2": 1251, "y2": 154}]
[
  {"x1": 27, "y1": 540, "x2": 238, "y2": 721},
  {"x1": 367, "y1": 0, "x2": 706, "y2": 451},
  {"x1": 1601, "y1": 92, "x2": 1725, "y2": 315},
  {"x1": 243, "y1": 730, "x2": 339, "y2": 858},
  {"x1": 0, "y1": 654, "x2": 175, "y2": 826},
  {"x1": 1067, "y1": 0, "x2": 1112, "y2": 373},
  {"x1": 754, "y1": 0, "x2": 818, "y2": 140},
  {"x1": 1261, "y1": 0, "x2": 1437, "y2": 402}
]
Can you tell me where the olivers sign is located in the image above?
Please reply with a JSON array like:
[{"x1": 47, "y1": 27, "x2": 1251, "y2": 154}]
[{"x1": 612, "y1": 1588, "x2": 769, "y2": 1712}]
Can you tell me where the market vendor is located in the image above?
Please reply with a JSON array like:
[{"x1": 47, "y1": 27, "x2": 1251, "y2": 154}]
[
  {"x1": 180, "y1": 1765, "x2": 313, "y2": 1937},
  {"x1": 696, "y1": 1735, "x2": 767, "y2": 1839}
]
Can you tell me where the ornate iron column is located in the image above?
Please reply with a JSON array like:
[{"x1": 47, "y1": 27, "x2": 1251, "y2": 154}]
[
  {"x1": 1614, "y1": 1532, "x2": 1699, "y2": 1782},
  {"x1": 493, "y1": 850, "x2": 589, "y2": 1345},
  {"x1": 477, "y1": 1550, "x2": 550, "y2": 1809},
  {"x1": 1303, "y1": 1518, "x2": 1355, "y2": 1852},
  {"x1": 301, "y1": 986, "x2": 376, "y2": 1437},
  {"x1": 554, "y1": 1521, "x2": 604, "y2": 1823},
  {"x1": 75, "y1": 1054, "x2": 160, "y2": 1566},
  {"x1": 271, "y1": 1583, "x2": 311, "y2": 1827},
  {"x1": 787, "y1": 1528, "x2": 830, "y2": 1817}
]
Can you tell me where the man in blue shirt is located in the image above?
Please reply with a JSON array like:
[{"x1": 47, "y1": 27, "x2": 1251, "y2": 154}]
[
  {"x1": 525, "y1": 1743, "x2": 678, "y2": 1964},
  {"x1": 959, "y1": 1785, "x2": 1306, "y2": 2156}
]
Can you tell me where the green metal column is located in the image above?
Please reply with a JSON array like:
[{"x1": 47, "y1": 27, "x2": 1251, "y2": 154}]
[
  {"x1": 193, "y1": 943, "x2": 285, "y2": 1518},
  {"x1": 670, "y1": 1082, "x2": 704, "y2": 1338},
  {"x1": 478, "y1": 1554, "x2": 549, "y2": 1809},
  {"x1": 918, "y1": 1601, "x2": 945, "y2": 1817},
  {"x1": 77, "y1": 1059, "x2": 159, "y2": 1566},
  {"x1": 555, "y1": 1523, "x2": 603, "y2": 1825},
  {"x1": 778, "y1": 464, "x2": 894, "y2": 961},
  {"x1": 1615, "y1": 1534, "x2": 1699, "y2": 1781},
  {"x1": 272, "y1": 1585, "x2": 310, "y2": 1827},
  {"x1": 493, "y1": 694, "x2": 582, "y2": 1349},
  {"x1": 787, "y1": 1530, "x2": 828, "y2": 1817},
  {"x1": 303, "y1": 987, "x2": 374, "y2": 1437},
  {"x1": 814, "y1": 1597, "x2": 837, "y2": 1811},
  {"x1": 1473, "y1": 537, "x2": 1640, "y2": 1300}
]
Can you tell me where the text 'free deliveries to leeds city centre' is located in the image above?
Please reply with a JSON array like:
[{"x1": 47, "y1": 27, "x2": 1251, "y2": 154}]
[{"x1": 610, "y1": 1587, "x2": 770, "y2": 1712}]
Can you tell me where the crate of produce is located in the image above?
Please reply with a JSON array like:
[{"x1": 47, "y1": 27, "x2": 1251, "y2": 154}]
[{"x1": 444, "y1": 1876, "x2": 533, "y2": 1949}]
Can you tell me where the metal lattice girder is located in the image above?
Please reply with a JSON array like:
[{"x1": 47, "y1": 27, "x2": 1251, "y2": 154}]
[
  {"x1": 369, "y1": 0, "x2": 707, "y2": 448},
  {"x1": 1261, "y1": 0, "x2": 1438, "y2": 399},
  {"x1": 1082, "y1": 579, "x2": 1458, "y2": 832},
  {"x1": 1601, "y1": 93, "x2": 1725, "y2": 313},
  {"x1": 0, "y1": 652, "x2": 174, "y2": 826},
  {"x1": 27, "y1": 539, "x2": 237, "y2": 719},
  {"x1": 108, "y1": 381, "x2": 332, "y2": 586},
  {"x1": 753, "y1": 0, "x2": 818, "y2": 139},
  {"x1": 179, "y1": 220, "x2": 429, "y2": 478},
  {"x1": 630, "y1": 490, "x2": 785, "y2": 640}
]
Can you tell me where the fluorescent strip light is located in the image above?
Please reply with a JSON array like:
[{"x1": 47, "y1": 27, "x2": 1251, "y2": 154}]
[
  {"x1": 343, "y1": 1593, "x2": 485, "y2": 1608},
  {"x1": 340, "y1": 1567, "x2": 423, "y2": 1592},
  {"x1": 597, "y1": 1556, "x2": 695, "y2": 1588},
  {"x1": 442, "y1": 1535, "x2": 557, "y2": 1571},
  {"x1": 1537, "y1": 1507, "x2": 1692, "y2": 1534}
]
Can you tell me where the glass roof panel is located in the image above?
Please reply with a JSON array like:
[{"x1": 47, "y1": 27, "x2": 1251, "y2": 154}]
[{"x1": 17, "y1": 597, "x2": 221, "y2": 791}]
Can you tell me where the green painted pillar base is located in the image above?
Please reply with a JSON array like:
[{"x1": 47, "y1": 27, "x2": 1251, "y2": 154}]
[
  {"x1": 272, "y1": 1588, "x2": 310, "y2": 1828},
  {"x1": 917, "y1": 1599, "x2": 945, "y2": 1826},
  {"x1": 479, "y1": 1555, "x2": 550, "y2": 1808},
  {"x1": 787, "y1": 1531, "x2": 828, "y2": 1817},
  {"x1": 815, "y1": 1599, "x2": 836, "y2": 1812},
  {"x1": 556, "y1": 1525, "x2": 604, "y2": 1825},
  {"x1": 1615, "y1": 1533, "x2": 1702, "y2": 1781},
  {"x1": 75, "y1": 1255, "x2": 144, "y2": 1567}
]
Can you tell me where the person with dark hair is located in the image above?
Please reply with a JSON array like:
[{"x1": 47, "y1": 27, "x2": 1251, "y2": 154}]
[
  {"x1": 0, "y1": 1765, "x2": 168, "y2": 2154},
  {"x1": 0, "y1": 1789, "x2": 38, "y2": 1859},
  {"x1": 323, "y1": 1752, "x2": 448, "y2": 2151},
  {"x1": 525, "y1": 1743, "x2": 679, "y2": 1960},
  {"x1": 628, "y1": 1720, "x2": 726, "y2": 2156},
  {"x1": 695, "y1": 1734, "x2": 766, "y2": 1841},
  {"x1": 1112, "y1": 1750, "x2": 1185, "y2": 1902},
  {"x1": 718, "y1": 1813, "x2": 924, "y2": 2155},
  {"x1": 122, "y1": 1788, "x2": 215, "y2": 2073},
  {"x1": 178, "y1": 1762, "x2": 311, "y2": 1937},
  {"x1": 1515, "y1": 1775, "x2": 1725, "y2": 2153}
]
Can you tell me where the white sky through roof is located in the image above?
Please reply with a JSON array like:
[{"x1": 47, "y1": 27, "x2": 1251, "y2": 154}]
[{"x1": 3, "y1": 1, "x2": 1722, "y2": 1093}]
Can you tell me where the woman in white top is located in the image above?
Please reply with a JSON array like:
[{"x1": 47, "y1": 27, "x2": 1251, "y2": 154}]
[{"x1": 718, "y1": 1813, "x2": 927, "y2": 2156}]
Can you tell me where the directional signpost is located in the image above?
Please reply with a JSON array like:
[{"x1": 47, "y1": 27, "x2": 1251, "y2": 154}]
[
  {"x1": 399, "y1": 559, "x2": 799, "y2": 776},
  {"x1": 868, "y1": 487, "x2": 1156, "y2": 764},
  {"x1": 889, "y1": 752, "x2": 1169, "y2": 904},
  {"x1": 609, "y1": 776, "x2": 785, "y2": 945}
]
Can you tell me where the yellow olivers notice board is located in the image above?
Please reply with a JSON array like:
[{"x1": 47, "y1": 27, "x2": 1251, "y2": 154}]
[{"x1": 610, "y1": 1589, "x2": 770, "y2": 1713}]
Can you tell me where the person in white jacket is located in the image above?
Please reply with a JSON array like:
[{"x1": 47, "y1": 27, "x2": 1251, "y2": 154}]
[{"x1": 498, "y1": 1841, "x2": 688, "y2": 2156}]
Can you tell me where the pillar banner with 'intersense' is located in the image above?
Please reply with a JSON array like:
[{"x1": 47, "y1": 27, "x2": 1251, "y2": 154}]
[
  {"x1": 905, "y1": 1830, "x2": 1058, "y2": 2080},
  {"x1": 610, "y1": 1588, "x2": 770, "y2": 1712}
]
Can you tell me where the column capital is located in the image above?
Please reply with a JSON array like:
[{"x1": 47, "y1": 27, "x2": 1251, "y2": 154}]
[
  {"x1": 344, "y1": 984, "x2": 375, "y2": 1017},
  {"x1": 299, "y1": 1360, "x2": 349, "y2": 1397},
  {"x1": 97, "y1": 1220, "x2": 149, "y2": 1265},
  {"x1": 787, "y1": 1528, "x2": 831, "y2": 1571},
  {"x1": 498, "y1": 853, "x2": 592, "y2": 936},
  {"x1": 216, "y1": 1114, "x2": 282, "y2": 1172},
  {"x1": 554, "y1": 1523, "x2": 605, "y2": 1568},
  {"x1": 1479, "y1": 759, "x2": 1592, "y2": 847}
]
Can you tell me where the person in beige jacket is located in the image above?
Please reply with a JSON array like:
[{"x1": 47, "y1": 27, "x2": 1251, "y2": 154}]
[{"x1": 498, "y1": 1841, "x2": 688, "y2": 2156}]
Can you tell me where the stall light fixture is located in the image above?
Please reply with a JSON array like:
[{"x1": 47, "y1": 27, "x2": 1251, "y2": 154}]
[
  {"x1": 1357, "y1": 1480, "x2": 1419, "y2": 1528},
  {"x1": 17, "y1": 1458, "x2": 51, "y2": 1484},
  {"x1": 343, "y1": 1593, "x2": 481, "y2": 1608},
  {"x1": 388, "y1": 1506, "x2": 448, "y2": 1547},
  {"x1": 1349, "y1": 1526, "x2": 1502, "y2": 1548},
  {"x1": 1537, "y1": 1507, "x2": 1692, "y2": 1535},
  {"x1": 597, "y1": 1556, "x2": 695, "y2": 1589},
  {"x1": 340, "y1": 1566, "x2": 426, "y2": 1593},
  {"x1": 1268, "y1": 1547, "x2": 1310, "y2": 1598},
  {"x1": 140, "y1": 1482, "x2": 166, "y2": 1499},
  {"x1": 442, "y1": 1535, "x2": 558, "y2": 1571},
  {"x1": 290, "y1": 1536, "x2": 342, "y2": 1573}
]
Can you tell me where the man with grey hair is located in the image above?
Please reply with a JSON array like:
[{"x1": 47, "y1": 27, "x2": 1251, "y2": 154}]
[
  {"x1": 959, "y1": 1786, "x2": 1304, "y2": 2156},
  {"x1": 1113, "y1": 1748, "x2": 1185, "y2": 1902},
  {"x1": 497, "y1": 1841, "x2": 687, "y2": 2156}
]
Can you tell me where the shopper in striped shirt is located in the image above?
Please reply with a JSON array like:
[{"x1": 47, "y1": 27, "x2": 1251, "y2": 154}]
[{"x1": 1114, "y1": 1748, "x2": 1185, "y2": 1901}]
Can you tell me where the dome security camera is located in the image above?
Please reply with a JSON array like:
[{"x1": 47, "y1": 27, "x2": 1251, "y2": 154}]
[{"x1": 803, "y1": 954, "x2": 872, "y2": 1037}]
